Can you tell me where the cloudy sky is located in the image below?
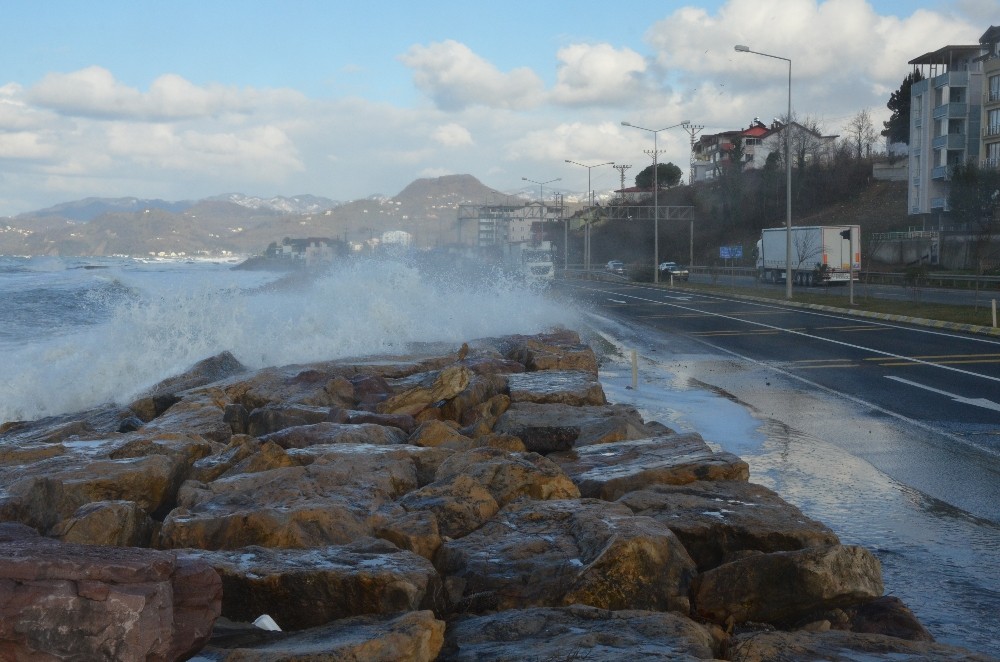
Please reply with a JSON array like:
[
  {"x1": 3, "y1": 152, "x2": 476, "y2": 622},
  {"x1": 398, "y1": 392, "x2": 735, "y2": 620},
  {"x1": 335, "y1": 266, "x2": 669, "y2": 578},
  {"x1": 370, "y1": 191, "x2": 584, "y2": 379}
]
[{"x1": 0, "y1": 0, "x2": 994, "y2": 216}]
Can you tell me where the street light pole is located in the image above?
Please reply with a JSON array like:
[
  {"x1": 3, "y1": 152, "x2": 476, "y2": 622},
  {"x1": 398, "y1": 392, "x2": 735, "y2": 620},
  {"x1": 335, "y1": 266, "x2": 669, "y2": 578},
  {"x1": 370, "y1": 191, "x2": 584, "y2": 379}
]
[
  {"x1": 621, "y1": 120, "x2": 690, "y2": 284},
  {"x1": 565, "y1": 160, "x2": 613, "y2": 274},
  {"x1": 521, "y1": 176, "x2": 560, "y2": 243},
  {"x1": 735, "y1": 44, "x2": 793, "y2": 299}
]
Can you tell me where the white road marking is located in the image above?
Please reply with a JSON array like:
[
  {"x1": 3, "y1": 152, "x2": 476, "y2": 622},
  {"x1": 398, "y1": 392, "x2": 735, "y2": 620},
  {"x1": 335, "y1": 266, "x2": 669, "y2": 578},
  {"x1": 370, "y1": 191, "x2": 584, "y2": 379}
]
[{"x1": 886, "y1": 376, "x2": 1000, "y2": 412}]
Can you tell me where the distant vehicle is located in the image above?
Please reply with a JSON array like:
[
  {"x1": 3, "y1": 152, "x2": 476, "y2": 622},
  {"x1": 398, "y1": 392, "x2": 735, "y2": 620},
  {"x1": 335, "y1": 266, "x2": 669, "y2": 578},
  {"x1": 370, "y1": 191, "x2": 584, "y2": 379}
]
[
  {"x1": 755, "y1": 225, "x2": 860, "y2": 286},
  {"x1": 605, "y1": 260, "x2": 625, "y2": 275},
  {"x1": 503, "y1": 240, "x2": 554, "y2": 286},
  {"x1": 658, "y1": 262, "x2": 689, "y2": 280}
]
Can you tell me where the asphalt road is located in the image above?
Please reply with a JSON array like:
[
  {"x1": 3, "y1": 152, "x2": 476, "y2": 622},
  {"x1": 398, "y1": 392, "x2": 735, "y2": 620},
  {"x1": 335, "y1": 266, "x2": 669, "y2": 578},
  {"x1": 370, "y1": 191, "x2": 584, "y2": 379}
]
[{"x1": 555, "y1": 278, "x2": 1000, "y2": 521}]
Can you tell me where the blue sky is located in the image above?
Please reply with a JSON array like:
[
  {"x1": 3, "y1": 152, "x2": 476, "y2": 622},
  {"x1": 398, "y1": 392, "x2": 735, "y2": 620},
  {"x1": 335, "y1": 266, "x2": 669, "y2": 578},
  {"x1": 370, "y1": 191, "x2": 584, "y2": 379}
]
[{"x1": 0, "y1": 0, "x2": 995, "y2": 215}]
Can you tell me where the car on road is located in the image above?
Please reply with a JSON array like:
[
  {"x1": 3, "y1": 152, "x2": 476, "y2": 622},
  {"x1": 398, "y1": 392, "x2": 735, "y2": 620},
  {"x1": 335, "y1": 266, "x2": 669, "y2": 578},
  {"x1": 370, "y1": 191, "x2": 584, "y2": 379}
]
[
  {"x1": 658, "y1": 262, "x2": 689, "y2": 280},
  {"x1": 605, "y1": 260, "x2": 625, "y2": 275}
]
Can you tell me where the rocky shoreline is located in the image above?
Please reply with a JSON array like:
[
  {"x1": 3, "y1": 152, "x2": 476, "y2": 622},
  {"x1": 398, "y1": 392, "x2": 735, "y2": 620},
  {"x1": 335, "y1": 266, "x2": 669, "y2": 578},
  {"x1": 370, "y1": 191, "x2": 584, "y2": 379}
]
[{"x1": 0, "y1": 329, "x2": 993, "y2": 661}]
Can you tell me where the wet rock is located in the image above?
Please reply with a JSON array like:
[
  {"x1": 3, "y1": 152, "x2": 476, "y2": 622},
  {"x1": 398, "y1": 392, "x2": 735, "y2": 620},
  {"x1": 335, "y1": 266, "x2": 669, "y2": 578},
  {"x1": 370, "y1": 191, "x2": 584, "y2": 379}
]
[
  {"x1": 409, "y1": 419, "x2": 477, "y2": 450},
  {"x1": 222, "y1": 364, "x2": 357, "y2": 411},
  {"x1": 493, "y1": 402, "x2": 669, "y2": 453},
  {"x1": 378, "y1": 365, "x2": 474, "y2": 417},
  {"x1": 433, "y1": 447, "x2": 580, "y2": 506},
  {"x1": 506, "y1": 369, "x2": 607, "y2": 406},
  {"x1": 728, "y1": 629, "x2": 996, "y2": 661},
  {"x1": 344, "y1": 409, "x2": 417, "y2": 434},
  {"x1": 440, "y1": 605, "x2": 719, "y2": 661},
  {"x1": 0, "y1": 404, "x2": 137, "y2": 444},
  {"x1": 257, "y1": 421, "x2": 407, "y2": 449},
  {"x1": 49, "y1": 499, "x2": 155, "y2": 547},
  {"x1": 692, "y1": 544, "x2": 884, "y2": 626},
  {"x1": 197, "y1": 610, "x2": 444, "y2": 662},
  {"x1": 550, "y1": 434, "x2": 749, "y2": 501},
  {"x1": 500, "y1": 330, "x2": 599, "y2": 375},
  {"x1": 617, "y1": 480, "x2": 839, "y2": 571},
  {"x1": 846, "y1": 595, "x2": 935, "y2": 641},
  {"x1": 440, "y1": 373, "x2": 509, "y2": 423},
  {"x1": 0, "y1": 532, "x2": 221, "y2": 662},
  {"x1": 187, "y1": 538, "x2": 442, "y2": 630},
  {"x1": 158, "y1": 444, "x2": 439, "y2": 550},
  {"x1": 435, "y1": 497, "x2": 696, "y2": 614},
  {"x1": 143, "y1": 350, "x2": 248, "y2": 397},
  {"x1": 245, "y1": 403, "x2": 331, "y2": 436},
  {"x1": 396, "y1": 474, "x2": 500, "y2": 540},
  {"x1": 141, "y1": 390, "x2": 233, "y2": 443}
]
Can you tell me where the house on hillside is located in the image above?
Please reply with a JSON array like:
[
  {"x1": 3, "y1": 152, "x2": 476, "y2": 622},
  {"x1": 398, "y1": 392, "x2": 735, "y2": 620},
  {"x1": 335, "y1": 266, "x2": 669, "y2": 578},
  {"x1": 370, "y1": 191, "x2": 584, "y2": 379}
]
[
  {"x1": 690, "y1": 118, "x2": 837, "y2": 182},
  {"x1": 265, "y1": 237, "x2": 341, "y2": 267}
]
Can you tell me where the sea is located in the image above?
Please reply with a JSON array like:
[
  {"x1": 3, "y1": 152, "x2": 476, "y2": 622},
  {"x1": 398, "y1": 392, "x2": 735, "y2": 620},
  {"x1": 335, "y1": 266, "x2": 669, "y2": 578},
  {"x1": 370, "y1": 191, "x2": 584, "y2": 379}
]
[{"x1": 2, "y1": 254, "x2": 998, "y2": 656}]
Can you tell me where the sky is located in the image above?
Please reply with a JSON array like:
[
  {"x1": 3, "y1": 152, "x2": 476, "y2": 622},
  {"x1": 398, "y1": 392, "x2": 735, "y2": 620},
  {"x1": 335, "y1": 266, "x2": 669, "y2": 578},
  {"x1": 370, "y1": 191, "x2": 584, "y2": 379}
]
[{"x1": 0, "y1": 0, "x2": 996, "y2": 216}]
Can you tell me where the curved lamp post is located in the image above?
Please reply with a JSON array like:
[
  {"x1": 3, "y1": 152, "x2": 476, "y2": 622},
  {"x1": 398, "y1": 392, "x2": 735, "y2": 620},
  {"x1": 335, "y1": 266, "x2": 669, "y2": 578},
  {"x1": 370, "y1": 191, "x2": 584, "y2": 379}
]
[
  {"x1": 735, "y1": 44, "x2": 793, "y2": 299},
  {"x1": 620, "y1": 120, "x2": 689, "y2": 283},
  {"x1": 565, "y1": 160, "x2": 613, "y2": 273}
]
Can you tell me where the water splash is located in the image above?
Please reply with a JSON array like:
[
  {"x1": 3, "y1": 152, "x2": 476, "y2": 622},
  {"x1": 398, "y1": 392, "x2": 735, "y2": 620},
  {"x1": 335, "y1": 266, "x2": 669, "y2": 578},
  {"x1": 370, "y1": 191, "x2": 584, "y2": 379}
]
[{"x1": 1, "y1": 256, "x2": 578, "y2": 422}]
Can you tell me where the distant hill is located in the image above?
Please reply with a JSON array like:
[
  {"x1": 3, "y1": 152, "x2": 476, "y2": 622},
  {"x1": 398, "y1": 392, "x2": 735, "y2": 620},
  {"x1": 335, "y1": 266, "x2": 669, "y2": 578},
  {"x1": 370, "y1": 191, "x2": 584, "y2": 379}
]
[{"x1": 0, "y1": 175, "x2": 514, "y2": 257}]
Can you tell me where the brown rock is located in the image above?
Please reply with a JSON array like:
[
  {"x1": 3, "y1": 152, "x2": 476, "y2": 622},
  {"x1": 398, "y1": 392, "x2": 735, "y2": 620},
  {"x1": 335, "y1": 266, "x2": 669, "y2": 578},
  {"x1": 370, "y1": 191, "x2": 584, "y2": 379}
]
[
  {"x1": 435, "y1": 498, "x2": 696, "y2": 614},
  {"x1": 396, "y1": 474, "x2": 500, "y2": 539},
  {"x1": 441, "y1": 605, "x2": 719, "y2": 661},
  {"x1": 245, "y1": 403, "x2": 330, "y2": 437},
  {"x1": 550, "y1": 434, "x2": 749, "y2": 501},
  {"x1": 847, "y1": 595, "x2": 935, "y2": 641},
  {"x1": 506, "y1": 369, "x2": 607, "y2": 406},
  {"x1": 409, "y1": 420, "x2": 476, "y2": 450},
  {"x1": 501, "y1": 330, "x2": 600, "y2": 375},
  {"x1": 434, "y1": 447, "x2": 580, "y2": 506},
  {"x1": 258, "y1": 421, "x2": 407, "y2": 449},
  {"x1": 617, "y1": 480, "x2": 839, "y2": 571},
  {"x1": 0, "y1": 534, "x2": 220, "y2": 662},
  {"x1": 197, "y1": 610, "x2": 445, "y2": 662},
  {"x1": 692, "y1": 544, "x2": 884, "y2": 626},
  {"x1": 187, "y1": 538, "x2": 442, "y2": 629},
  {"x1": 49, "y1": 499, "x2": 155, "y2": 547},
  {"x1": 493, "y1": 402, "x2": 668, "y2": 453},
  {"x1": 378, "y1": 365, "x2": 474, "y2": 417}
]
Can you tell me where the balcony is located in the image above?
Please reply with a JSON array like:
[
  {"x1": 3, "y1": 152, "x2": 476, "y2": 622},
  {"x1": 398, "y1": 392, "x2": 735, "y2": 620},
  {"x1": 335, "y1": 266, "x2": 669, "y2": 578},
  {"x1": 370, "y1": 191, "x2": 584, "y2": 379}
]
[
  {"x1": 934, "y1": 70, "x2": 969, "y2": 88},
  {"x1": 984, "y1": 125, "x2": 1000, "y2": 137},
  {"x1": 932, "y1": 165, "x2": 950, "y2": 180},
  {"x1": 983, "y1": 158, "x2": 1000, "y2": 170},
  {"x1": 932, "y1": 133, "x2": 966, "y2": 149},
  {"x1": 930, "y1": 197, "x2": 949, "y2": 211},
  {"x1": 932, "y1": 103, "x2": 968, "y2": 119}
]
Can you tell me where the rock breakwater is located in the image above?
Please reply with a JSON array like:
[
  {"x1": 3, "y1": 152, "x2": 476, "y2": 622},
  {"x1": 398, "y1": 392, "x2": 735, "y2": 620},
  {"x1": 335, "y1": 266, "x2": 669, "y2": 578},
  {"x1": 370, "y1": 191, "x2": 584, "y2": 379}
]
[{"x1": 0, "y1": 329, "x2": 993, "y2": 661}]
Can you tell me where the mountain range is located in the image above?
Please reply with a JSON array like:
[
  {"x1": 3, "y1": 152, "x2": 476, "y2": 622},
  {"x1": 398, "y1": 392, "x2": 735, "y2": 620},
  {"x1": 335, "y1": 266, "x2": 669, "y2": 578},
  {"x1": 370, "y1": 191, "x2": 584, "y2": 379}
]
[{"x1": 0, "y1": 175, "x2": 565, "y2": 257}]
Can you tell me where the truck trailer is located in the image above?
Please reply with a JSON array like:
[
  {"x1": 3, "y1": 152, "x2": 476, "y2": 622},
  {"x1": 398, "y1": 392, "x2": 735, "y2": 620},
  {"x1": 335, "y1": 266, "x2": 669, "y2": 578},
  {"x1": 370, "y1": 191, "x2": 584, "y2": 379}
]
[
  {"x1": 755, "y1": 225, "x2": 860, "y2": 286},
  {"x1": 502, "y1": 240, "x2": 555, "y2": 286}
]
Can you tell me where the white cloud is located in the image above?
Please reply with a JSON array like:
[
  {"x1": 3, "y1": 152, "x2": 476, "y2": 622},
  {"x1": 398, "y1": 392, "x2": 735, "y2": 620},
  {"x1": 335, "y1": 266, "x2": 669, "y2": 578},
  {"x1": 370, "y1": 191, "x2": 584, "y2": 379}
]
[
  {"x1": 550, "y1": 43, "x2": 649, "y2": 106},
  {"x1": 399, "y1": 40, "x2": 545, "y2": 110},
  {"x1": 432, "y1": 123, "x2": 474, "y2": 147}
]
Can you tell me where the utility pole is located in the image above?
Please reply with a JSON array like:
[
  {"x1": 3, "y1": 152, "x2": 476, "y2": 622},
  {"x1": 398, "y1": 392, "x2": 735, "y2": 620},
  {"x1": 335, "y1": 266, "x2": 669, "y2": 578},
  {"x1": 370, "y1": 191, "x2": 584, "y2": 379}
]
[
  {"x1": 613, "y1": 164, "x2": 631, "y2": 204},
  {"x1": 682, "y1": 123, "x2": 704, "y2": 185}
]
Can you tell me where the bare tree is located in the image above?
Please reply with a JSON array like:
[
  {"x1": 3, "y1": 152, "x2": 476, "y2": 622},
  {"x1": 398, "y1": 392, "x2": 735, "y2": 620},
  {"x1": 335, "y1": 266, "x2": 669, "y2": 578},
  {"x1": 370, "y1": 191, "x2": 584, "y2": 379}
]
[
  {"x1": 794, "y1": 231, "x2": 825, "y2": 271},
  {"x1": 844, "y1": 108, "x2": 880, "y2": 160}
]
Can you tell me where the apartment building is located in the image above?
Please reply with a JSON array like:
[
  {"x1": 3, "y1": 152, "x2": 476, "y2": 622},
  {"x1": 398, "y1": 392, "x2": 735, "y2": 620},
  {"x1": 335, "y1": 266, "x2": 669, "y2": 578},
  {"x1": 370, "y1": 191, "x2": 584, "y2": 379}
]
[
  {"x1": 907, "y1": 41, "x2": 983, "y2": 226},
  {"x1": 980, "y1": 26, "x2": 1000, "y2": 170}
]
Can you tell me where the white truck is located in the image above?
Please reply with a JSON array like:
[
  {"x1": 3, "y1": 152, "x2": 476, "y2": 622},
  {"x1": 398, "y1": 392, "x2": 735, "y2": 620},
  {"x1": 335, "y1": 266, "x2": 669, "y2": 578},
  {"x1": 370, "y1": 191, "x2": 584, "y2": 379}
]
[
  {"x1": 755, "y1": 225, "x2": 860, "y2": 286},
  {"x1": 503, "y1": 240, "x2": 555, "y2": 286}
]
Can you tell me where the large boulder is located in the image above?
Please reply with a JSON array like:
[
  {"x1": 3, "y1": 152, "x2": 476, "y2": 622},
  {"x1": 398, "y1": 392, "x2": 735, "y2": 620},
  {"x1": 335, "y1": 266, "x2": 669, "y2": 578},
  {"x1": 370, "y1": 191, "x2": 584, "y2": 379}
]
[
  {"x1": 506, "y1": 370, "x2": 607, "y2": 406},
  {"x1": 499, "y1": 330, "x2": 600, "y2": 375},
  {"x1": 440, "y1": 606, "x2": 720, "y2": 661},
  {"x1": 0, "y1": 531, "x2": 221, "y2": 662},
  {"x1": 257, "y1": 421, "x2": 408, "y2": 448},
  {"x1": 435, "y1": 497, "x2": 696, "y2": 614},
  {"x1": 493, "y1": 402, "x2": 669, "y2": 453},
  {"x1": 550, "y1": 434, "x2": 749, "y2": 501},
  {"x1": 378, "y1": 365, "x2": 474, "y2": 417},
  {"x1": 692, "y1": 544, "x2": 884, "y2": 626},
  {"x1": 198, "y1": 610, "x2": 445, "y2": 662},
  {"x1": 433, "y1": 447, "x2": 580, "y2": 506},
  {"x1": 49, "y1": 499, "x2": 156, "y2": 547},
  {"x1": 158, "y1": 444, "x2": 441, "y2": 550},
  {"x1": 617, "y1": 480, "x2": 839, "y2": 571},
  {"x1": 187, "y1": 538, "x2": 442, "y2": 630}
]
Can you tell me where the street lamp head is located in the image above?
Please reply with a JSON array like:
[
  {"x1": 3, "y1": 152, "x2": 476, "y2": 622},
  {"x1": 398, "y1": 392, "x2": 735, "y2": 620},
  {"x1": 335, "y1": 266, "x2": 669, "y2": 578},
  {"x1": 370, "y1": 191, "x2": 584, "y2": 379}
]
[
  {"x1": 521, "y1": 177, "x2": 528, "y2": 181},
  {"x1": 734, "y1": 44, "x2": 750, "y2": 52},
  {"x1": 621, "y1": 121, "x2": 632, "y2": 127}
]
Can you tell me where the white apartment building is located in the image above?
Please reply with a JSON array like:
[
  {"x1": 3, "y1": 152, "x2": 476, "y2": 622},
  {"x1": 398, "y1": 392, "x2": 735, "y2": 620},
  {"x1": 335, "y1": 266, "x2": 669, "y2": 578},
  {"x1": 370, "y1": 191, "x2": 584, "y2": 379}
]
[
  {"x1": 979, "y1": 26, "x2": 1000, "y2": 170},
  {"x1": 908, "y1": 42, "x2": 984, "y2": 227}
]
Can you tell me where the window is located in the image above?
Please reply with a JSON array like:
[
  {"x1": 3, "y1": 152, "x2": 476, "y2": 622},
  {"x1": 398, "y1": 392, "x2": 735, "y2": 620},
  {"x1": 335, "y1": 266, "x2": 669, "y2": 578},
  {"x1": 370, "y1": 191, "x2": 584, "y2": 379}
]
[
  {"x1": 990, "y1": 75, "x2": 1000, "y2": 102},
  {"x1": 989, "y1": 109, "x2": 1000, "y2": 136}
]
